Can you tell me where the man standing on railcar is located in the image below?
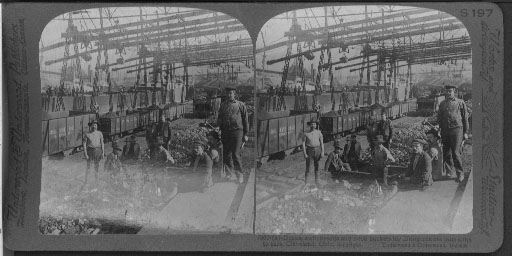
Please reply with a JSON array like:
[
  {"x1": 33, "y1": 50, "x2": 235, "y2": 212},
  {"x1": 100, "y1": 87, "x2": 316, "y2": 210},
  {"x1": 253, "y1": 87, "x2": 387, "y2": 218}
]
[
  {"x1": 217, "y1": 86, "x2": 249, "y2": 184},
  {"x1": 437, "y1": 85, "x2": 469, "y2": 183}
]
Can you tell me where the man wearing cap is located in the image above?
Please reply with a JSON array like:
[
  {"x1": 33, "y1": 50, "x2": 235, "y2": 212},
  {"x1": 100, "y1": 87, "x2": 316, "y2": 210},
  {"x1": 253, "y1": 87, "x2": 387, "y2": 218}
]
[
  {"x1": 191, "y1": 141, "x2": 214, "y2": 192},
  {"x1": 437, "y1": 85, "x2": 469, "y2": 182},
  {"x1": 324, "y1": 141, "x2": 351, "y2": 183},
  {"x1": 302, "y1": 117, "x2": 324, "y2": 186},
  {"x1": 217, "y1": 86, "x2": 249, "y2": 184},
  {"x1": 343, "y1": 134, "x2": 362, "y2": 172},
  {"x1": 152, "y1": 114, "x2": 173, "y2": 151},
  {"x1": 122, "y1": 135, "x2": 141, "y2": 162},
  {"x1": 426, "y1": 128, "x2": 444, "y2": 181},
  {"x1": 405, "y1": 139, "x2": 433, "y2": 190},
  {"x1": 372, "y1": 135, "x2": 395, "y2": 186},
  {"x1": 150, "y1": 137, "x2": 175, "y2": 165},
  {"x1": 376, "y1": 111, "x2": 393, "y2": 149},
  {"x1": 83, "y1": 120, "x2": 105, "y2": 185}
]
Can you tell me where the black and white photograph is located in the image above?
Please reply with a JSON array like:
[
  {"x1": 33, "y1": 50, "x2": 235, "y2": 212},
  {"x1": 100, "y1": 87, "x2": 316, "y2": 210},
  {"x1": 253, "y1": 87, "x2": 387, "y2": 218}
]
[
  {"x1": 2, "y1": 1, "x2": 504, "y2": 252},
  {"x1": 38, "y1": 6, "x2": 255, "y2": 235},
  {"x1": 254, "y1": 5, "x2": 473, "y2": 234}
]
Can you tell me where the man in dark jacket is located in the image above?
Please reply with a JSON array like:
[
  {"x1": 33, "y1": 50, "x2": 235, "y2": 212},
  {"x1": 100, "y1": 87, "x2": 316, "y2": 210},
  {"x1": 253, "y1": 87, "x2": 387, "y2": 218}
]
[
  {"x1": 366, "y1": 115, "x2": 377, "y2": 151},
  {"x1": 324, "y1": 141, "x2": 351, "y2": 183},
  {"x1": 405, "y1": 139, "x2": 433, "y2": 191},
  {"x1": 376, "y1": 111, "x2": 393, "y2": 149},
  {"x1": 152, "y1": 114, "x2": 173, "y2": 150},
  {"x1": 217, "y1": 86, "x2": 248, "y2": 184},
  {"x1": 437, "y1": 85, "x2": 469, "y2": 183},
  {"x1": 343, "y1": 134, "x2": 362, "y2": 171},
  {"x1": 122, "y1": 135, "x2": 141, "y2": 162}
]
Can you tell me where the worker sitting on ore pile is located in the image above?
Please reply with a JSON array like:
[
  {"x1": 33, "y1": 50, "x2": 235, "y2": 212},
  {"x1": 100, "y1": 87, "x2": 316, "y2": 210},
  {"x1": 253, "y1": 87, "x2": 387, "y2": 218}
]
[
  {"x1": 150, "y1": 137, "x2": 175, "y2": 165},
  {"x1": 104, "y1": 145, "x2": 125, "y2": 188},
  {"x1": 122, "y1": 135, "x2": 141, "y2": 163},
  {"x1": 190, "y1": 141, "x2": 214, "y2": 193},
  {"x1": 324, "y1": 141, "x2": 351, "y2": 184},
  {"x1": 343, "y1": 134, "x2": 362, "y2": 172},
  {"x1": 403, "y1": 139, "x2": 433, "y2": 191},
  {"x1": 425, "y1": 128, "x2": 444, "y2": 181},
  {"x1": 207, "y1": 130, "x2": 230, "y2": 180},
  {"x1": 371, "y1": 135, "x2": 395, "y2": 186}
]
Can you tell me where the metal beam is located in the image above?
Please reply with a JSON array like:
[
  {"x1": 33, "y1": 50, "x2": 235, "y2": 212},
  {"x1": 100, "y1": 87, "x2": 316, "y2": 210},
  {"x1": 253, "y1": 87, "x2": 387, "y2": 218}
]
[
  {"x1": 45, "y1": 24, "x2": 246, "y2": 65},
  {"x1": 265, "y1": 23, "x2": 465, "y2": 66},
  {"x1": 42, "y1": 10, "x2": 211, "y2": 52}
]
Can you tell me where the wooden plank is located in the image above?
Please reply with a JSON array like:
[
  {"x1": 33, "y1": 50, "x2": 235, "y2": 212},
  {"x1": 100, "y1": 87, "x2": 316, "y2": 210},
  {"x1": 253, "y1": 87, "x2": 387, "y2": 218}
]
[
  {"x1": 287, "y1": 116, "x2": 296, "y2": 149},
  {"x1": 257, "y1": 119, "x2": 269, "y2": 157},
  {"x1": 66, "y1": 116, "x2": 76, "y2": 149},
  {"x1": 278, "y1": 117, "x2": 288, "y2": 152},
  {"x1": 48, "y1": 119, "x2": 59, "y2": 155},
  {"x1": 75, "y1": 115, "x2": 84, "y2": 147},
  {"x1": 268, "y1": 118, "x2": 279, "y2": 155},
  {"x1": 295, "y1": 114, "x2": 306, "y2": 146},
  {"x1": 120, "y1": 116, "x2": 126, "y2": 133},
  {"x1": 58, "y1": 118, "x2": 67, "y2": 152},
  {"x1": 42, "y1": 121, "x2": 49, "y2": 156}
]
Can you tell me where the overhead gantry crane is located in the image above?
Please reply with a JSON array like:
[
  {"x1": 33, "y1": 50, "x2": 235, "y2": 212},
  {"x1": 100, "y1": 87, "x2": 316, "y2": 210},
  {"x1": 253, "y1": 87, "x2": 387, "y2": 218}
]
[
  {"x1": 42, "y1": 7, "x2": 253, "y2": 114},
  {"x1": 260, "y1": 7, "x2": 471, "y2": 112}
]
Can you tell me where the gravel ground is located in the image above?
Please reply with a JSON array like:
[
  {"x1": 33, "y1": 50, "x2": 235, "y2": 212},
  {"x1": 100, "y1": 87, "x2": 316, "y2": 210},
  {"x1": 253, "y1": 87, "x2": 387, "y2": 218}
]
[
  {"x1": 255, "y1": 116, "x2": 472, "y2": 235},
  {"x1": 39, "y1": 111, "x2": 255, "y2": 235}
]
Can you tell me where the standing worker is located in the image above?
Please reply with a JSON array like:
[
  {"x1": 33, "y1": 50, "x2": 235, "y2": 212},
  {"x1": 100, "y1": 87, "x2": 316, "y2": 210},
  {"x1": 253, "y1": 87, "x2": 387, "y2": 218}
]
[
  {"x1": 437, "y1": 85, "x2": 469, "y2": 183},
  {"x1": 376, "y1": 111, "x2": 393, "y2": 149},
  {"x1": 217, "y1": 86, "x2": 249, "y2": 184},
  {"x1": 83, "y1": 120, "x2": 105, "y2": 186},
  {"x1": 366, "y1": 115, "x2": 378, "y2": 151},
  {"x1": 302, "y1": 117, "x2": 324, "y2": 186},
  {"x1": 145, "y1": 118, "x2": 156, "y2": 154},
  {"x1": 152, "y1": 114, "x2": 173, "y2": 150}
]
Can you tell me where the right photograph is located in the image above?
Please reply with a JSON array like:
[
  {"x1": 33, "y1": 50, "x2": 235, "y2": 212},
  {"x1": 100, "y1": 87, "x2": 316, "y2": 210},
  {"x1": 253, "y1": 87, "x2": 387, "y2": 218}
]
[{"x1": 254, "y1": 5, "x2": 472, "y2": 234}]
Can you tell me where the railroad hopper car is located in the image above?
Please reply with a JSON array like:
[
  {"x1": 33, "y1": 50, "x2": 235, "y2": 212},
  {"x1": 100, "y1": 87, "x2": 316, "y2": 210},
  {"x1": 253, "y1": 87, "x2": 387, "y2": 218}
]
[
  {"x1": 256, "y1": 99, "x2": 417, "y2": 158},
  {"x1": 42, "y1": 103, "x2": 187, "y2": 156},
  {"x1": 416, "y1": 95, "x2": 444, "y2": 116}
]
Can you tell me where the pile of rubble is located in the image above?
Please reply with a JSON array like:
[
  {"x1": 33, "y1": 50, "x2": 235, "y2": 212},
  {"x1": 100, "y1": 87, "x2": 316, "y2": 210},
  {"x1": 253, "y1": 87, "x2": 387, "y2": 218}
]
[
  {"x1": 39, "y1": 164, "x2": 178, "y2": 235},
  {"x1": 169, "y1": 127, "x2": 210, "y2": 166},
  {"x1": 257, "y1": 180, "x2": 395, "y2": 234},
  {"x1": 39, "y1": 216, "x2": 142, "y2": 235}
]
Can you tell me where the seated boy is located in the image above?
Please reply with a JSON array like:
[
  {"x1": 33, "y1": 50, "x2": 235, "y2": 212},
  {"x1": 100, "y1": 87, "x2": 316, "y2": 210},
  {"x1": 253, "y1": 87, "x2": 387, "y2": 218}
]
[
  {"x1": 191, "y1": 141, "x2": 214, "y2": 192},
  {"x1": 324, "y1": 141, "x2": 351, "y2": 183}
]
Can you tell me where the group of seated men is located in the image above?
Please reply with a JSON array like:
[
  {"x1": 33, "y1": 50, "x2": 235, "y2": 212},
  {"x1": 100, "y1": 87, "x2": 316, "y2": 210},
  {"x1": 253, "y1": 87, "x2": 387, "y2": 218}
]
[
  {"x1": 103, "y1": 117, "x2": 225, "y2": 192},
  {"x1": 324, "y1": 127, "x2": 445, "y2": 191}
]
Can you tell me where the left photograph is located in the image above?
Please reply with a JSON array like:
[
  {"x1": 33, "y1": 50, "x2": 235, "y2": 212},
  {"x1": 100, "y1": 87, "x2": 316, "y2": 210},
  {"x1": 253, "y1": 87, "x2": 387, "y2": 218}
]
[{"x1": 39, "y1": 6, "x2": 255, "y2": 234}]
